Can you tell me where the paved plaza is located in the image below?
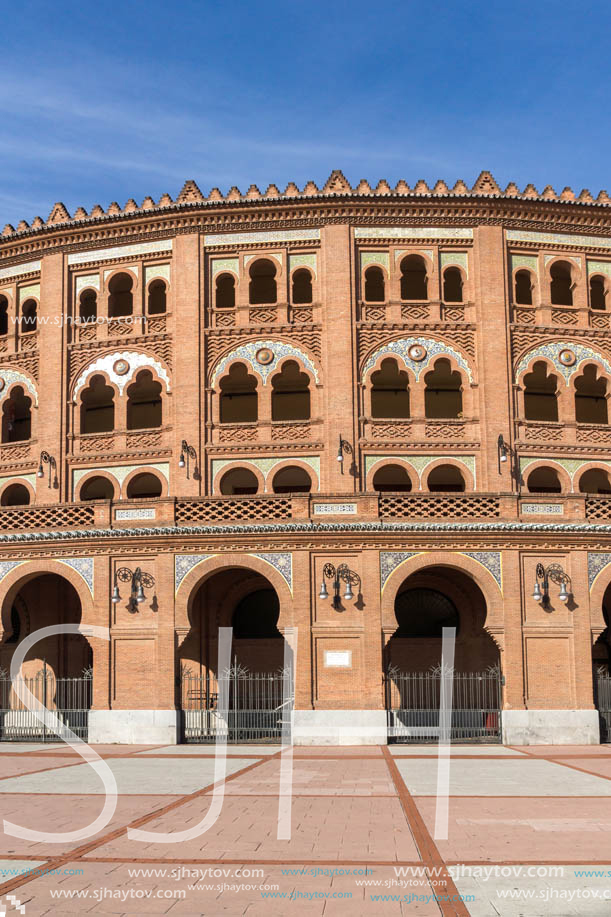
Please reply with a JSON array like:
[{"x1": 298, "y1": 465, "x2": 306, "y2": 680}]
[{"x1": 0, "y1": 744, "x2": 609, "y2": 915}]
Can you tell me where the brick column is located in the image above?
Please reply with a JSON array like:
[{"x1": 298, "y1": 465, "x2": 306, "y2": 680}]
[{"x1": 36, "y1": 252, "x2": 66, "y2": 503}]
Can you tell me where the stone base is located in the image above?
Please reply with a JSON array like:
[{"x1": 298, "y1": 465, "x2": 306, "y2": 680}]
[
  {"x1": 502, "y1": 709, "x2": 600, "y2": 745},
  {"x1": 88, "y1": 710, "x2": 178, "y2": 745},
  {"x1": 292, "y1": 710, "x2": 387, "y2": 745}
]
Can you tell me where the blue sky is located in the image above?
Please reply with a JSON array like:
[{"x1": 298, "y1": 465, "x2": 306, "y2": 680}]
[{"x1": 2, "y1": 0, "x2": 609, "y2": 226}]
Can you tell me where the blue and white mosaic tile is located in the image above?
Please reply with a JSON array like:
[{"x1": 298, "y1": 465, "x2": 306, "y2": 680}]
[
  {"x1": 251, "y1": 553, "x2": 292, "y2": 591},
  {"x1": 175, "y1": 554, "x2": 214, "y2": 592},
  {"x1": 515, "y1": 341, "x2": 611, "y2": 385},
  {"x1": 361, "y1": 337, "x2": 472, "y2": 382},
  {"x1": 58, "y1": 558, "x2": 94, "y2": 595},
  {"x1": 380, "y1": 552, "x2": 419, "y2": 590},
  {"x1": 212, "y1": 339, "x2": 319, "y2": 385},
  {"x1": 461, "y1": 552, "x2": 502, "y2": 590},
  {"x1": 0, "y1": 370, "x2": 38, "y2": 406},
  {"x1": 0, "y1": 561, "x2": 23, "y2": 583},
  {"x1": 73, "y1": 351, "x2": 171, "y2": 400},
  {"x1": 588, "y1": 553, "x2": 611, "y2": 589}
]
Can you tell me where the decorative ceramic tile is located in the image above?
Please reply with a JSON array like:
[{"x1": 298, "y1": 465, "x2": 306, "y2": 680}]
[
  {"x1": 507, "y1": 229, "x2": 611, "y2": 250},
  {"x1": 511, "y1": 254, "x2": 538, "y2": 273},
  {"x1": 461, "y1": 552, "x2": 502, "y2": 590},
  {"x1": 313, "y1": 503, "x2": 357, "y2": 515},
  {"x1": 212, "y1": 339, "x2": 319, "y2": 385},
  {"x1": 175, "y1": 554, "x2": 214, "y2": 591},
  {"x1": 544, "y1": 254, "x2": 581, "y2": 267},
  {"x1": 58, "y1": 558, "x2": 94, "y2": 595},
  {"x1": 243, "y1": 252, "x2": 283, "y2": 268},
  {"x1": 362, "y1": 336, "x2": 472, "y2": 382},
  {"x1": 251, "y1": 552, "x2": 292, "y2": 591},
  {"x1": 588, "y1": 553, "x2": 611, "y2": 589},
  {"x1": 211, "y1": 258, "x2": 239, "y2": 277},
  {"x1": 519, "y1": 456, "x2": 610, "y2": 486},
  {"x1": 515, "y1": 341, "x2": 611, "y2": 385},
  {"x1": 103, "y1": 265, "x2": 139, "y2": 282},
  {"x1": 0, "y1": 473, "x2": 36, "y2": 486},
  {"x1": 18, "y1": 284, "x2": 40, "y2": 304},
  {"x1": 380, "y1": 552, "x2": 419, "y2": 590},
  {"x1": 394, "y1": 249, "x2": 434, "y2": 262},
  {"x1": 0, "y1": 261, "x2": 40, "y2": 282},
  {"x1": 440, "y1": 251, "x2": 468, "y2": 276},
  {"x1": 73, "y1": 350, "x2": 171, "y2": 400},
  {"x1": 355, "y1": 228, "x2": 473, "y2": 239},
  {"x1": 204, "y1": 229, "x2": 320, "y2": 246},
  {"x1": 366, "y1": 454, "x2": 475, "y2": 484},
  {"x1": 75, "y1": 274, "x2": 100, "y2": 295},
  {"x1": 0, "y1": 561, "x2": 23, "y2": 583},
  {"x1": 0, "y1": 370, "x2": 38, "y2": 405},
  {"x1": 72, "y1": 463, "x2": 169, "y2": 492},
  {"x1": 289, "y1": 253, "x2": 317, "y2": 276},
  {"x1": 360, "y1": 251, "x2": 389, "y2": 270},
  {"x1": 68, "y1": 239, "x2": 173, "y2": 266},
  {"x1": 211, "y1": 456, "x2": 320, "y2": 491},
  {"x1": 144, "y1": 264, "x2": 170, "y2": 283},
  {"x1": 115, "y1": 508, "x2": 156, "y2": 520},
  {"x1": 587, "y1": 260, "x2": 611, "y2": 278},
  {"x1": 521, "y1": 503, "x2": 564, "y2": 515}
]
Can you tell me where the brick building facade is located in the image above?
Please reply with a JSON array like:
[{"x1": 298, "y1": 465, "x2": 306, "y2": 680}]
[{"x1": 0, "y1": 169, "x2": 610, "y2": 744}]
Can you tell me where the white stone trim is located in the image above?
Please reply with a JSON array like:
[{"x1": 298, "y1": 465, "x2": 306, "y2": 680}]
[
  {"x1": 73, "y1": 350, "x2": 171, "y2": 401},
  {"x1": 68, "y1": 239, "x2": 173, "y2": 266}
]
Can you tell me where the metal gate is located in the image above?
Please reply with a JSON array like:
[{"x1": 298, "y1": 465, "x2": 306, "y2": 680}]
[
  {"x1": 0, "y1": 665, "x2": 92, "y2": 742},
  {"x1": 180, "y1": 666, "x2": 291, "y2": 743},
  {"x1": 595, "y1": 669, "x2": 611, "y2": 743},
  {"x1": 386, "y1": 666, "x2": 502, "y2": 743}
]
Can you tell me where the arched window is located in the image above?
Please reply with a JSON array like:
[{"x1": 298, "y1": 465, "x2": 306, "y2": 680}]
[
  {"x1": 372, "y1": 464, "x2": 412, "y2": 492},
  {"x1": 271, "y1": 360, "x2": 310, "y2": 421},
  {"x1": 80, "y1": 476, "x2": 114, "y2": 501},
  {"x1": 232, "y1": 589, "x2": 281, "y2": 638},
  {"x1": 427, "y1": 464, "x2": 465, "y2": 492},
  {"x1": 523, "y1": 362, "x2": 558, "y2": 422},
  {"x1": 394, "y1": 588, "x2": 459, "y2": 637},
  {"x1": 400, "y1": 255, "x2": 428, "y2": 300},
  {"x1": 527, "y1": 466, "x2": 562, "y2": 494},
  {"x1": 442, "y1": 267, "x2": 463, "y2": 303},
  {"x1": 147, "y1": 280, "x2": 167, "y2": 314},
  {"x1": 21, "y1": 299, "x2": 37, "y2": 332},
  {"x1": 126, "y1": 472, "x2": 163, "y2": 499},
  {"x1": 126, "y1": 370, "x2": 162, "y2": 430},
  {"x1": 80, "y1": 374, "x2": 115, "y2": 434},
  {"x1": 0, "y1": 483, "x2": 30, "y2": 506},
  {"x1": 219, "y1": 363, "x2": 258, "y2": 423},
  {"x1": 271, "y1": 466, "x2": 312, "y2": 493},
  {"x1": 0, "y1": 295, "x2": 8, "y2": 336},
  {"x1": 292, "y1": 269, "x2": 313, "y2": 304},
  {"x1": 2, "y1": 387, "x2": 32, "y2": 443},
  {"x1": 249, "y1": 259, "x2": 277, "y2": 305},
  {"x1": 219, "y1": 467, "x2": 259, "y2": 495},
  {"x1": 550, "y1": 261, "x2": 573, "y2": 306},
  {"x1": 424, "y1": 359, "x2": 463, "y2": 419},
  {"x1": 574, "y1": 364, "x2": 608, "y2": 425},
  {"x1": 364, "y1": 266, "x2": 385, "y2": 302},
  {"x1": 371, "y1": 358, "x2": 410, "y2": 418},
  {"x1": 590, "y1": 275, "x2": 607, "y2": 311},
  {"x1": 579, "y1": 468, "x2": 611, "y2": 494},
  {"x1": 216, "y1": 273, "x2": 235, "y2": 309},
  {"x1": 79, "y1": 289, "x2": 97, "y2": 324},
  {"x1": 108, "y1": 272, "x2": 133, "y2": 317},
  {"x1": 514, "y1": 270, "x2": 533, "y2": 305}
]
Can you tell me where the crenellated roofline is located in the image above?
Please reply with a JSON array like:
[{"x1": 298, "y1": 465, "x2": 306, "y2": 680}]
[{"x1": 3, "y1": 169, "x2": 611, "y2": 257}]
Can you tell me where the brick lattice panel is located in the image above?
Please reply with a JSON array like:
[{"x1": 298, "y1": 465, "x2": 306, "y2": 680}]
[
  {"x1": 380, "y1": 494, "x2": 500, "y2": 520},
  {"x1": 586, "y1": 498, "x2": 611, "y2": 522},
  {"x1": 176, "y1": 498, "x2": 292, "y2": 525},
  {"x1": 0, "y1": 504, "x2": 95, "y2": 531}
]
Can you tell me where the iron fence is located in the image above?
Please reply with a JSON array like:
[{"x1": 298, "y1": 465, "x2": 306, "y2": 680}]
[
  {"x1": 180, "y1": 667, "x2": 291, "y2": 743},
  {"x1": 0, "y1": 664, "x2": 92, "y2": 742},
  {"x1": 386, "y1": 666, "x2": 502, "y2": 743},
  {"x1": 595, "y1": 669, "x2": 611, "y2": 742}
]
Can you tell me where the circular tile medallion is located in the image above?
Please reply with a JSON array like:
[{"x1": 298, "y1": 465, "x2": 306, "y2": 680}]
[
  {"x1": 558, "y1": 349, "x2": 576, "y2": 367},
  {"x1": 113, "y1": 359, "x2": 130, "y2": 376},
  {"x1": 255, "y1": 348, "x2": 274, "y2": 365},
  {"x1": 407, "y1": 343, "x2": 427, "y2": 362}
]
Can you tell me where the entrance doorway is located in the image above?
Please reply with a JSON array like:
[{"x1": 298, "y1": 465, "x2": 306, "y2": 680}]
[
  {"x1": 178, "y1": 567, "x2": 290, "y2": 742},
  {"x1": 0, "y1": 574, "x2": 92, "y2": 741},
  {"x1": 385, "y1": 565, "x2": 502, "y2": 743}
]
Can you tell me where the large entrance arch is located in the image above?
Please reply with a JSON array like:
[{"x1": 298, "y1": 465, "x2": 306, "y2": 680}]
[
  {"x1": 384, "y1": 564, "x2": 502, "y2": 743},
  {"x1": 0, "y1": 572, "x2": 93, "y2": 741},
  {"x1": 177, "y1": 565, "x2": 289, "y2": 743},
  {"x1": 593, "y1": 582, "x2": 611, "y2": 741}
]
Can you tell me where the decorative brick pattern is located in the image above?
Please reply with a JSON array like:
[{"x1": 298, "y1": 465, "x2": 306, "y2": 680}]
[
  {"x1": 175, "y1": 498, "x2": 291, "y2": 525},
  {"x1": 380, "y1": 495, "x2": 499, "y2": 520}
]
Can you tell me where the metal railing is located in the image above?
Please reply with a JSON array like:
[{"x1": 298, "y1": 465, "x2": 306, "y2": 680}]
[
  {"x1": 386, "y1": 666, "x2": 502, "y2": 743},
  {"x1": 0, "y1": 664, "x2": 92, "y2": 742},
  {"x1": 180, "y1": 666, "x2": 291, "y2": 743}
]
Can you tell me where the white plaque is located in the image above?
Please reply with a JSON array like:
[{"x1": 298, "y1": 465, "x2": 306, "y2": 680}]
[
  {"x1": 313, "y1": 503, "x2": 357, "y2": 515},
  {"x1": 115, "y1": 508, "x2": 156, "y2": 520},
  {"x1": 521, "y1": 503, "x2": 563, "y2": 515},
  {"x1": 324, "y1": 650, "x2": 352, "y2": 668}
]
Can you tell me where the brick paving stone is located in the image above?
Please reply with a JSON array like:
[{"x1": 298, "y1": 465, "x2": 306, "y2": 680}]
[{"x1": 217, "y1": 758, "x2": 396, "y2": 796}]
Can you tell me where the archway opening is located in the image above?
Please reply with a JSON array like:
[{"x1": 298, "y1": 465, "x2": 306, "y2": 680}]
[
  {"x1": 550, "y1": 261, "x2": 573, "y2": 306},
  {"x1": 249, "y1": 259, "x2": 277, "y2": 305},
  {"x1": 372, "y1": 464, "x2": 412, "y2": 492},
  {"x1": 219, "y1": 467, "x2": 259, "y2": 495},
  {"x1": 427, "y1": 464, "x2": 465, "y2": 492},
  {"x1": 219, "y1": 363, "x2": 258, "y2": 423},
  {"x1": 424, "y1": 359, "x2": 463, "y2": 419},
  {"x1": 147, "y1": 280, "x2": 167, "y2": 315},
  {"x1": 108, "y1": 272, "x2": 133, "y2": 317},
  {"x1": 579, "y1": 468, "x2": 611, "y2": 495},
  {"x1": 400, "y1": 255, "x2": 428, "y2": 300},
  {"x1": 364, "y1": 266, "x2": 385, "y2": 302},
  {"x1": 126, "y1": 472, "x2": 163, "y2": 499},
  {"x1": 216, "y1": 274, "x2": 235, "y2": 309},
  {"x1": 271, "y1": 360, "x2": 310, "y2": 421},
  {"x1": 80, "y1": 475, "x2": 115, "y2": 501},
  {"x1": 292, "y1": 269, "x2": 313, "y2": 304},
  {"x1": 1, "y1": 483, "x2": 30, "y2": 507},
  {"x1": 514, "y1": 270, "x2": 533, "y2": 305},
  {"x1": 575, "y1": 365, "x2": 608, "y2": 425},
  {"x1": 526, "y1": 466, "x2": 562, "y2": 494},
  {"x1": 523, "y1": 362, "x2": 558, "y2": 422},
  {"x1": 271, "y1": 466, "x2": 312, "y2": 494},
  {"x1": 371, "y1": 358, "x2": 410, "y2": 418}
]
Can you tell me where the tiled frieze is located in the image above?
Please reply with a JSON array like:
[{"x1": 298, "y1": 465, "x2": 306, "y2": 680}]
[
  {"x1": 515, "y1": 341, "x2": 611, "y2": 385},
  {"x1": 361, "y1": 337, "x2": 472, "y2": 382}
]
